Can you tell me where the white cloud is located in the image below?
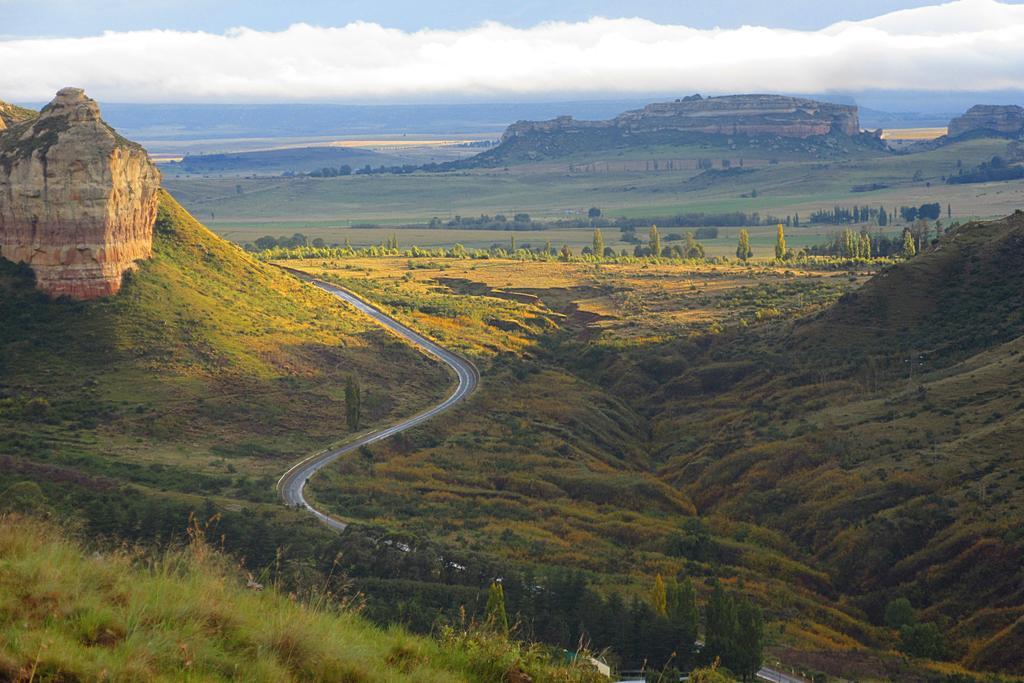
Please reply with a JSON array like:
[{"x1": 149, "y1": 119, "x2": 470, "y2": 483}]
[{"x1": 2, "y1": 0, "x2": 1024, "y2": 102}]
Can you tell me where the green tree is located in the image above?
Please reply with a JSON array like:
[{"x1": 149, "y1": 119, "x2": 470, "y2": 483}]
[
  {"x1": 900, "y1": 622, "x2": 945, "y2": 659},
  {"x1": 878, "y1": 205, "x2": 888, "y2": 226},
  {"x1": 774, "y1": 223, "x2": 786, "y2": 260},
  {"x1": 588, "y1": 206, "x2": 602, "y2": 219},
  {"x1": 652, "y1": 574, "x2": 668, "y2": 616},
  {"x1": 345, "y1": 375, "x2": 361, "y2": 431},
  {"x1": 683, "y1": 231, "x2": 705, "y2": 259},
  {"x1": 485, "y1": 581, "x2": 509, "y2": 636},
  {"x1": 884, "y1": 597, "x2": 915, "y2": 629},
  {"x1": 902, "y1": 228, "x2": 917, "y2": 258},
  {"x1": 667, "y1": 577, "x2": 699, "y2": 661},
  {"x1": 510, "y1": 234, "x2": 516, "y2": 253},
  {"x1": 593, "y1": 228, "x2": 605, "y2": 260},
  {"x1": 733, "y1": 596, "x2": 765, "y2": 680},
  {"x1": 705, "y1": 582, "x2": 738, "y2": 667},
  {"x1": 736, "y1": 229, "x2": 753, "y2": 261},
  {"x1": 649, "y1": 225, "x2": 662, "y2": 258}
]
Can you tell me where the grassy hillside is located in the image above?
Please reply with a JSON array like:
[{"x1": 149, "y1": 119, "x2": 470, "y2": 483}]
[
  {"x1": 641, "y1": 215, "x2": 1024, "y2": 676},
  {"x1": 0, "y1": 513, "x2": 604, "y2": 682},
  {"x1": 281, "y1": 245, "x2": 1024, "y2": 679},
  {"x1": 0, "y1": 190, "x2": 448, "y2": 494}
]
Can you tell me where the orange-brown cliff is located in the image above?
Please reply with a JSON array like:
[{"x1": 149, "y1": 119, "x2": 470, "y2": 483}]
[{"x1": 0, "y1": 88, "x2": 161, "y2": 300}]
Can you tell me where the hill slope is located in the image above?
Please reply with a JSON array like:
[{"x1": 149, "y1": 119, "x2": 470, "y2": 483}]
[
  {"x1": 644, "y1": 214, "x2": 1024, "y2": 675},
  {"x1": 0, "y1": 190, "x2": 448, "y2": 564},
  {"x1": 0, "y1": 513, "x2": 603, "y2": 682}
]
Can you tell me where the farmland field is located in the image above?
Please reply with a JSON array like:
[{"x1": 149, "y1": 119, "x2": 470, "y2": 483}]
[{"x1": 165, "y1": 135, "x2": 1024, "y2": 251}]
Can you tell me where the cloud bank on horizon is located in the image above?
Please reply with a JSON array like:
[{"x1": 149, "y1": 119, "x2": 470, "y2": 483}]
[{"x1": 2, "y1": 0, "x2": 1023, "y2": 102}]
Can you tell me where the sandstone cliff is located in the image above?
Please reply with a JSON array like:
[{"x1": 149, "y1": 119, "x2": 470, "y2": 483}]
[
  {"x1": 947, "y1": 104, "x2": 1024, "y2": 138},
  {"x1": 0, "y1": 88, "x2": 160, "y2": 299},
  {"x1": 502, "y1": 94, "x2": 861, "y2": 143}
]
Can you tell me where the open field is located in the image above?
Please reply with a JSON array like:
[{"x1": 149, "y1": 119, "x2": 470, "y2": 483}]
[
  {"x1": 880, "y1": 127, "x2": 947, "y2": 140},
  {"x1": 165, "y1": 135, "x2": 1024, "y2": 242}
]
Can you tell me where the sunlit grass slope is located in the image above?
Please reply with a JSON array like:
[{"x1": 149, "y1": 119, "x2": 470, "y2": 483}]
[
  {"x1": 0, "y1": 191, "x2": 448, "y2": 500},
  {"x1": 0, "y1": 514, "x2": 603, "y2": 682}
]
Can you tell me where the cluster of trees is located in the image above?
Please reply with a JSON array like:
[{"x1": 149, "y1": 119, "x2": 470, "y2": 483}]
[
  {"x1": 805, "y1": 225, "x2": 932, "y2": 259},
  {"x1": 948, "y1": 155, "x2": 1024, "y2": 185},
  {"x1": 624, "y1": 226, "x2": 707, "y2": 259},
  {"x1": 884, "y1": 598, "x2": 945, "y2": 659},
  {"x1": 246, "y1": 233, "x2": 324, "y2": 251},
  {"x1": 899, "y1": 203, "x2": 943, "y2": 222},
  {"x1": 477, "y1": 570, "x2": 763, "y2": 676},
  {"x1": 305, "y1": 163, "x2": 422, "y2": 177},
  {"x1": 309, "y1": 165, "x2": 352, "y2": 177},
  {"x1": 428, "y1": 213, "x2": 535, "y2": 230},
  {"x1": 808, "y1": 205, "x2": 889, "y2": 226}
]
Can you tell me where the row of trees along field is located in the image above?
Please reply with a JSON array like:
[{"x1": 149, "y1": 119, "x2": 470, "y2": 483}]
[{"x1": 808, "y1": 202, "x2": 949, "y2": 226}]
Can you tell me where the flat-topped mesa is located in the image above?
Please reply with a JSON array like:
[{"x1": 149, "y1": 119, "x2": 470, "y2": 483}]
[
  {"x1": 0, "y1": 88, "x2": 161, "y2": 299},
  {"x1": 947, "y1": 104, "x2": 1024, "y2": 138},
  {"x1": 502, "y1": 94, "x2": 861, "y2": 142}
]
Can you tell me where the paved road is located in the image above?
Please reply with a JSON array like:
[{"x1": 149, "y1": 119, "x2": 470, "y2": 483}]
[
  {"x1": 281, "y1": 270, "x2": 804, "y2": 683},
  {"x1": 276, "y1": 269, "x2": 479, "y2": 531}
]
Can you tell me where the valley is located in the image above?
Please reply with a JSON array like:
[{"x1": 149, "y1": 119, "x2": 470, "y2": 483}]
[{"x1": 3, "y1": 75, "x2": 1024, "y2": 682}]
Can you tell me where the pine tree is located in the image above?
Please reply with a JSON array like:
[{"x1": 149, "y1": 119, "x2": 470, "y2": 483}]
[
  {"x1": 878, "y1": 206, "x2": 888, "y2": 227},
  {"x1": 652, "y1": 574, "x2": 668, "y2": 616},
  {"x1": 510, "y1": 234, "x2": 516, "y2": 253},
  {"x1": 649, "y1": 225, "x2": 662, "y2": 258},
  {"x1": 736, "y1": 229, "x2": 752, "y2": 261},
  {"x1": 774, "y1": 223, "x2": 786, "y2": 260},
  {"x1": 793, "y1": 212, "x2": 800, "y2": 227},
  {"x1": 593, "y1": 228, "x2": 605, "y2": 259},
  {"x1": 902, "y1": 228, "x2": 917, "y2": 258},
  {"x1": 485, "y1": 582, "x2": 509, "y2": 636},
  {"x1": 345, "y1": 375, "x2": 361, "y2": 431}
]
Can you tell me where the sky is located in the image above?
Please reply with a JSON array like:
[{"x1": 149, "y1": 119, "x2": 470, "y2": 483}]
[{"x1": 2, "y1": 0, "x2": 1024, "y2": 102}]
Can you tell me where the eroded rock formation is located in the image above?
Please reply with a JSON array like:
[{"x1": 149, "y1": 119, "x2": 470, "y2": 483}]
[
  {"x1": 502, "y1": 94, "x2": 861, "y2": 142},
  {"x1": 0, "y1": 88, "x2": 160, "y2": 299},
  {"x1": 947, "y1": 105, "x2": 1024, "y2": 138}
]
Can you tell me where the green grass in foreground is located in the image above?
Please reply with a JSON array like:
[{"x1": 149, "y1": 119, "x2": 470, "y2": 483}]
[{"x1": 0, "y1": 513, "x2": 607, "y2": 683}]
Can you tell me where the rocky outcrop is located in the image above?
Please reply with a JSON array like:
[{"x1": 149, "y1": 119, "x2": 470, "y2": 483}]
[
  {"x1": 0, "y1": 88, "x2": 160, "y2": 299},
  {"x1": 947, "y1": 105, "x2": 1024, "y2": 138},
  {"x1": 502, "y1": 94, "x2": 861, "y2": 143},
  {"x1": 0, "y1": 100, "x2": 37, "y2": 131}
]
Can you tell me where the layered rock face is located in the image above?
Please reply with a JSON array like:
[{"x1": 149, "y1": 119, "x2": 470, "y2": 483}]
[
  {"x1": 503, "y1": 94, "x2": 861, "y2": 142},
  {"x1": 0, "y1": 88, "x2": 160, "y2": 299},
  {"x1": 947, "y1": 105, "x2": 1024, "y2": 138}
]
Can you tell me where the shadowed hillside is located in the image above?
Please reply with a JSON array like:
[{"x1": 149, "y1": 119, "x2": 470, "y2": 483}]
[{"x1": 643, "y1": 214, "x2": 1024, "y2": 675}]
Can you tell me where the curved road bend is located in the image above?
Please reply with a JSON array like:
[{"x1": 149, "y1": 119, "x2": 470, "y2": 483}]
[
  {"x1": 281, "y1": 270, "x2": 805, "y2": 683},
  {"x1": 276, "y1": 268, "x2": 480, "y2": 531}
]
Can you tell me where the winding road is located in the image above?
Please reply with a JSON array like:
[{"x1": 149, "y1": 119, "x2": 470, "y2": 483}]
[
  {"x1": 279, "y1": 269, "x2": 805, "y2": 683},
  {"x1": 276, "y1": 269, "x2": 479, "y2": 531}
]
